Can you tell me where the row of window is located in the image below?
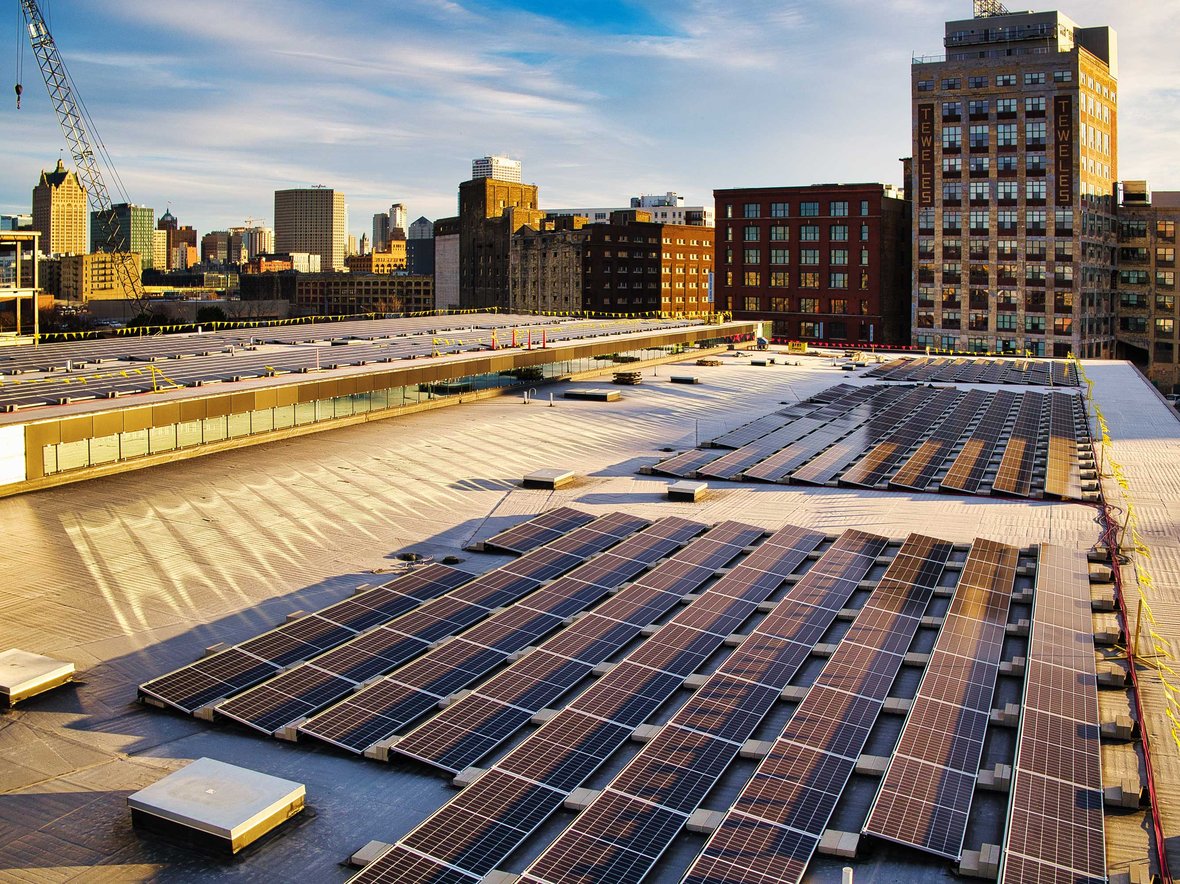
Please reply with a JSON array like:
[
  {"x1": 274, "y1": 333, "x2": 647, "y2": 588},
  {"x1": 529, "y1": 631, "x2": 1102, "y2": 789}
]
[
  {"x1": 918, "y1": 207, "x2": 1074, "y2": 233},
  {"x1": 1119, "y1": 293, "x2": 1177, "y2": 312},
  {"x1": 735, "y1": 297, "x2": 871, "y2": 315},
  {"x1": 941, "y1": 179, "x2": 1055, "y2": 200},
  {"x1": 1119, "y1": 317, "x2": 1176, "y2": 336},
  {"x1": 919, "y1": 238, "x2": 1076, "y2": 260},
  {"x1": 1119, "y1": 270, "x2": 1177, "y2": 288},
  {"x1": 731, "y1": 248, "x2": 868, "y2": 266},
  {"x1": 917, "y1": 311, "x2": 1074, "y2": 335},
  {"x1": 913, "y1": 335, "x2": 1061, "y2": 358},
  {"x1": 1119, "y1": 247, "x2": 1177, "y2": 264},
  {"x1": 941, "y1": 121, "x2": 1054, "y2": 148},
  {"x1": 942, "y1": 154, "x2": 1047, "y2": 174},
  {"x1": 1120, "y1": 220, "x2": 1178, "y2": 240},
  {"x1": 918, "y1": 70, "x2": 1077, "y2": 92},
  {"x1": 726, "y1": 270, "x2": 870, "y2": 290},
  {"x1": 723, "y1": 199, "x2": 872, "y2": 220},
  {"x1": 726, "y1": 224, "x2": 872, "y2": 243}
]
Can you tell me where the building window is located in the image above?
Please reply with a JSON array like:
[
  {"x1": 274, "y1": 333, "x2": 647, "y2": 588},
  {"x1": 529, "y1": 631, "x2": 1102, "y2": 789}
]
[
  {"x1": 770, "y1": 225, "x2": 789, "y2": 241},
  {"x1": 829, "y1": 272, "x2": 848, "y2": 289},
  {"x1": 1025, "y1": 121, "x2": 1046, "y2": 147},
  {"x1": 997, "y1": 124, "x2": 1017, "y2": 147},
  {"x1": 800, "y1": 249, "x2": 820, "y2": 265},
  {"x1": 944, "y1": 157, "x2": 962, "y2": 174},
  {"x1": 860, "y1": 270, "x2": 869, "y2": 290},
  {"x1": 725, "y1": 205, "x2": 733, "y2": 218},
  {"x1": 1157, "y1": 247, "x2": 1176, "y2": 264},
  {"x1": 997, "y1": 181, "x2": 1018, "y2": 201},
  {"x1": 941, "y1": 77, "x2": 961, "y2": 90},
  {"x1": 770, "y1": 202, "x2": 790, "y2": 218},
  {"x1": 800, "y1": 225, "x2": 820, "y2": 242},
  {"x1": 1026, "y1": 210, "x2": 1047, "y2": 234},
  {"x1": 830, "y1": 201, "x2": 849, "y2": 217},
  {"x1": 943, "y1": 210, "x2": 962, "y2": 233},
  {"x1": 968, "y1": 76, "x2": 986, "y2": 88},
  {"x1": 770, "y1": 271, "x2": 789, "y2": 287},
  {"x1": 997, "y1": 155, "x2": 1018, "y2": 173},
  {"x1": 996, "y1": 74, "x2": 1016, "y2": 87},
  {"x1": 1055, "y1": 209, "x2": 1074, "y2": 233},
  {"x1": 800, "y1": 272, "x2": 820, "y2": 289},
  {"x1": 744, "y1": 271, "x2": 760, "y2": 286},
  {"x1": 1025, "y1": 96, "x2": 1046, "y2": 113},
  {"x1": 800, "y1": 202, "x2": 819, "y2": 217},
  {"x1": 1026, "y1": 153, "x2": 1047, "y2": 173},
  {"x1": 830, "y1": 249, "x2": 848, "y2": 265},
  {"x1": 860, "y1": 200, "x2": 870, "y2": 216},
  {"x1": 860, "y1": 224, "x2": 869, "y2": 242},
  {"x1": 743, "y1": 225, "x2": 759, "y2": 241},
  {"x1": 1158, "y1": 220, "x2": 1176, "y2": 240},
  {"x1": 969, "y1": 209, "x2": 989, "y2": 232},
  {"x1": 944, "y1": 181, "x2": 963, "y2": 202},
  {"x1": 1158, "y1": 271, "x2": 1177, "y2": 289},
  {"x1": 743, "y1": 295, "x2": 761, "y2": 311},
  {"x1": 998, "y1": 210, "x2": 1017, "y2": 233},
  {"x1": 1053, "y1": 70, "x2": 1073, "y2": 83},
  {"x1": 1026, "y1": 179, "x2": 1047, "y2": 200},
  {"x1": 942, "y1": 101, "x2": 962, "y2": 119},
  {"x1": 743, "y1": 203, "x2": 759, "y2": 218},
  {"x1": 917, "y1": 79, "x2": 934, "y2": 92},
  {"x1": 996, "y1": 98, "x2": 1017, "y2": 114},
  {"x1": 799, "y1": 298, "x2": 819, "y2": 312},
  {"x1": 831, "y1": 299, "x2": 847, "y2": 314},
  {"x1": 1156, "y1": 294, "x2": 1175, "y2": 311},
  {"x1": 830, "y1": 225, "x2": 848, "y2": 242},
  {"x1": 969, "y1": 181, "x2": 990, "y2": 201},
  {"x1": 1024, "y1": 72, "x2": 1046, "y2": 86},
  {"x1": 744, "y1": 248, "x2": 760, "y2": 264},
  {"x1": 942, "y1": 126, "x2": 962, "y2": 149},
  {"x1": 770, "y1": 248, "x2": 789, "y2": 264},
  {"x1": 969, "y1": 124, "x2": 989, "y2": 149}
]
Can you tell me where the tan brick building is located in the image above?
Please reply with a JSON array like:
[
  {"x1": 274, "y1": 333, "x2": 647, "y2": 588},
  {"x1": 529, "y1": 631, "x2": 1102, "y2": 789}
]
[
  {"x1": 292, "y1": 273, "x2": 432, "y2": 317},
  {"x1": 911, "y1": 7, "x2": 1117, "y2": 358},
  {"x1": 275, "y1": 188, "x2": 347, "y2": 272},
  {"x1": 509, "y1": 216, "x2": 591, "y2": 314},
  {"x1": 344, "y1": 241, "x2": 407, "y2": 274},
  {"x1": 59, "y1": 252, "x2": 143, "y2": 302},
  {"x1": 32, "y1": 159, "x2": 87, "y2": 256}
]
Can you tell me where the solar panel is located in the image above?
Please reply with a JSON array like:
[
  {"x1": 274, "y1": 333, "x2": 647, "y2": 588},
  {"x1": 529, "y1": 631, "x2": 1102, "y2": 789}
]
[
  {"x1": 991, "y1": 392, "x2": 1046, "y2": 497},
  {"x1": 863, "y1": 537, "x2": 1019, "y2": 859},
  {"x1": 696, "y1": 417, "x2": 836, "y2": 480},
  {"x1": 839, "y1": 387, "x2": 962, "y2": 488},
  {"x1": 938, "y1": 390, "x2": 1019, "y2": 494},
  {"x1": 212, "y1": 512, "x2": 646, "y2": 739},
  {"x1": 651, "y1": 447, "x2": 729, "y2": 478},
  {"x1": 481, "y1": 507, "x2": 597, "y2": 555},
  {"x1": 1044, "y1": 393, "x2": 1084, "y2": 500},
  {"x1": 136, "y1": 563, "x2": 474, "y2": 714},
  {"x1": 711, "y1": 414, "x2": 794, "y2": 449},
  {"x1": 348, "y1": 524, "x2": 830, "y2": 884},
  {"x1": 889, "y1": 389, "x2": 991, "y2": 491},
  {"x1": 517, "y1": 531, "x2": 888, "y2": 884},
  {"x1": 861, "y1": 357, "x2": 1076, "y2": 387},
  {"x1": 789, "y1": 386, "x2": 933, "y2": 485},
  {"x1": 291, "y1": 518, "x2": 702, "y2": 753},
  {"x1": 393, "y1": 521, "x2": 766, "y2": 773},
  {"x1": 999, "y1": 544, "x2": 1104, "y2": 884},
  {"x1": 682, "y1": 532, "x2": 953, "y2": 884}
]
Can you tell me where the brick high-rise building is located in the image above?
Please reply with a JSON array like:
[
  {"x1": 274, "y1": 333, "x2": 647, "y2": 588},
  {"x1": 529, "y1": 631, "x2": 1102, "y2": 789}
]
[
  {"x1": 509, "y1": 215, "x2": 591, "y2": 314},
  {"x1": 911, "y1": 5, "x2": 1118, "y2": 358},
  {"x1": 472, "y1": 155, "x2": 522, "y2": 184},
  {"x1": 274, "y1": 187, "x2": 346, "y2": 271},
  {"x1": 457, "y1": 176, "x2": 544, "y2": 309},
  {"x1": 1116, "y1": 181, "x2": 1180, "y2": 392},
  {"x1": 714, "y1": 184, "x2": 910, "y2": 345},
  {"x1": 32, "y1": 159, "x2": 87, "y2": 256}
]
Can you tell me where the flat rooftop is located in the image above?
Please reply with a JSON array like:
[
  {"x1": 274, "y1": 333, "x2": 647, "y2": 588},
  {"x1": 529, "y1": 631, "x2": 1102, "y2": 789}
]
[{"x1": 0, "y1": 352, "x2": 1173, "y2": 881}]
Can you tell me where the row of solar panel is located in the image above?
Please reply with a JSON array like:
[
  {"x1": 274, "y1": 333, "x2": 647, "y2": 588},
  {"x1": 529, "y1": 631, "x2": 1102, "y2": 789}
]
[
  {"x1": 350, "y1": 533, "x2": 1100, "y2": 884},
  {"x1": 866, "y1": 357, "x2": 1078, "y2": 387},
  {"x1": 139, "y1": 506, "x2": 1102, "y2": 884},
  {"x1": 653, "y1": 383, "x2": 1092, "y2": 500}
]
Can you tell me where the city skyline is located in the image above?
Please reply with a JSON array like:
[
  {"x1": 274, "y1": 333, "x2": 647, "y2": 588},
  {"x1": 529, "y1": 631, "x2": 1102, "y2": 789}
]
[{"x1": 3, "y1": 1, "x2": 1177, "y2": 239}]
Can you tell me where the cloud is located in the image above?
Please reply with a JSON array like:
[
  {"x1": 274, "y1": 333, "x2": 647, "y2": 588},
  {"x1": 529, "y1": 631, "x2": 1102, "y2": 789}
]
[{"x1": 4, "y1": 0, "x2": 1179, "y2": 235}]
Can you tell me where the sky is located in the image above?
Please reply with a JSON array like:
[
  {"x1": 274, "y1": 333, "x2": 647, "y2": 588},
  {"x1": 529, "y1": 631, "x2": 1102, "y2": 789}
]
[{"x1": 3, "y1": 0, "x2": 1178, "y2": 241}]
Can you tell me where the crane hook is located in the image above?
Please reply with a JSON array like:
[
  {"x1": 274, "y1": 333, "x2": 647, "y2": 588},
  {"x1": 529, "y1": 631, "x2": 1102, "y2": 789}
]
[{"x1": 14, "y1": 83, "x2": 21, "y2": 110}]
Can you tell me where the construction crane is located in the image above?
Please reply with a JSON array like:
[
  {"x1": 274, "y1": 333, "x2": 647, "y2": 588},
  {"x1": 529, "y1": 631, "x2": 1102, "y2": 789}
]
[{"x1": 18, "y1": 0, "x2": 146, "y2": 307}]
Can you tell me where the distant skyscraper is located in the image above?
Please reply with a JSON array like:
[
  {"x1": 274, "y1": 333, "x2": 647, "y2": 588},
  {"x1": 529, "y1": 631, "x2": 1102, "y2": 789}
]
[
  {"x1": 157, "y1": 209, "x2": 178, "y2": 269},
  {"x1": 389, "y1": 203, "x2": 408, "y2": 239},
  {"x1": 472, "y1": 155, "x2": 522, "y2": 184},
  {"x1": 912, "y1": 5, "x2": 1117, "y2": 358},
  {"x1": 33, "y1": 159, "x2": 87, "y2": 255},
  {"x1": 408, "y1": 216, "x2": 433, "y2": 240},
  {"x1": 457, "y1": 176, "x2": 544, "y2": 308},
  {"x1": 274, "y1": 187, "x2": 346, "y2": 271},
  {"x1": 91, "y1": 203, "x2": 156, "y2": 268},
  {"x1": 373, "y1": 213, "x2": 391, "y2": 252},
  {"x1": 237, "y1": 226, "x2": 274, "y2": 260}
]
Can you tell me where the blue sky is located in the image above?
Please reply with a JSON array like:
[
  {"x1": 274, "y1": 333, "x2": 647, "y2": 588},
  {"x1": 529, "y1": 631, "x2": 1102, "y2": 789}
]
[{"x1": 3, "y1": 1, "x2": 1178, "y2": 239}]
